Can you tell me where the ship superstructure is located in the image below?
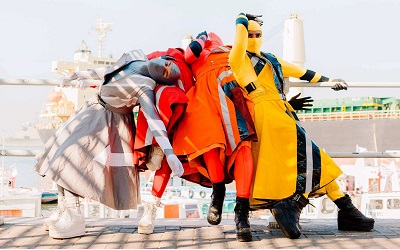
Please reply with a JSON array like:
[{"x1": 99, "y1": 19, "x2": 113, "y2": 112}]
[{"x1": 35, "y1": 18, "x2": 116, "y2": 144}]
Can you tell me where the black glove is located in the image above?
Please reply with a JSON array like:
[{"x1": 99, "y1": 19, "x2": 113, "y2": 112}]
[
  {"x1": 288, "y1": 93, "x2": 314, "y2": 111},
  {"x1": 196, "y1": 31, "x2": 208, "y2": 39},
  {"x1": 331, "y1": 78, "x2": 348, "y2": 91},
  {"x1": 245, "y1": 13, "x2": 263, "y2": 26}
]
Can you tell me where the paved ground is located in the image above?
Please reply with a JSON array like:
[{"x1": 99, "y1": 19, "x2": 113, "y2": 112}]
[{"x1": 0, "y1": 217, "x2": 399, "y2": 249}]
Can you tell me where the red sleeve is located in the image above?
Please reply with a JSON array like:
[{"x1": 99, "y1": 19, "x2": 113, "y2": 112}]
[
  {"x1": 185, "y1": 35, "x2": 207, "y2": 64},
  {"x1": 147, "y1": 51, "x2": 166, "y2": 60}
]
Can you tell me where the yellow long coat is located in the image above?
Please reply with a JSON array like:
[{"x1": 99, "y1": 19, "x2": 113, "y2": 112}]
[{"x1": 229, "y1": 16, "x2": 343, "y2": 208}]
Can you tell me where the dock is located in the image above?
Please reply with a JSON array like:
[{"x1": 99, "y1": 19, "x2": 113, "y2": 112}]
[{"x1": 0, "y1": 217, "x2": 399, "y2": 249}]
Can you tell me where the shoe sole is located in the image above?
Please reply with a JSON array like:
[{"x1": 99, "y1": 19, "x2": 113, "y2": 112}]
[
  {"x1": 236, "y1": 228, "x2": 252, "y2": 242},
  {"x1": 138, "y1": 225, "x2": 154, "y2": 234},
  {"x1": 207, "y1": 213, "x2": 222, "y2": 225},
  {"x1": 49, "y1": 227, "x2": 85, "y2": 239},
  {"x1": 271, "y1": 210, "x2": 301, "y2": 239},
  {"x1": 338, "y1": 220, "x2": 374, "y2": 231},
  {"x1": 236, "y1": 235, "x2": 252, "y2": 242}
]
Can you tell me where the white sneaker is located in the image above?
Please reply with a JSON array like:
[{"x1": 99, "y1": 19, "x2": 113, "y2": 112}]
[
  {"x1": 49, "y1": 198, "x2": 85, "y2": 239},
  {"x1": 43, "y1": 202, "x2": 65, "y2": 231},
  {"x1": 138, "y1": 199, "x2": 160, "y2": 234}
]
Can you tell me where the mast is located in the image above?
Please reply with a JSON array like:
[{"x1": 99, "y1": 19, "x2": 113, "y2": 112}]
[{"x1": 91, "y1": 18, "x2": 113, "y2": 58}]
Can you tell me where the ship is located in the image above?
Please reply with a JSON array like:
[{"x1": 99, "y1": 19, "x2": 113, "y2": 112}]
[
  {"x1": 4, "y1": 122, "x2": 43, "y2": 147},
  {"x1": 298, "y1": 96, "x2": 400, "y2": 152},
  {"x1": 34, "y1": 18, "x2": 116, "y2": 144}
]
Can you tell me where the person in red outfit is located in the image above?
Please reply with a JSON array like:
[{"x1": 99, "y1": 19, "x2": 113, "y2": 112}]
[{"x1": 133, "y1": 47, "x2": 196, "y2": 234}]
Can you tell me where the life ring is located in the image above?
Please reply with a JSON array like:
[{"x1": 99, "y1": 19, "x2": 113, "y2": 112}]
[
  {"x1": 189, "y1": 190, "x2": 194, "y2": 198},
  {"x1": 199, "y1": 190, "x2": 206, "y2": 198}
]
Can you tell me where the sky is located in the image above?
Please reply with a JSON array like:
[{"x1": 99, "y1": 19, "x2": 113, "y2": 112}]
[{"x1": 1, "y1": 0, "x2": 400, "y2": 135}]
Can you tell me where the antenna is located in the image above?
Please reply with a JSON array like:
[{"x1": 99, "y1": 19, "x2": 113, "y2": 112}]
[{"x1": 90, "y1": 18, "x2": 113, "y2": 58}]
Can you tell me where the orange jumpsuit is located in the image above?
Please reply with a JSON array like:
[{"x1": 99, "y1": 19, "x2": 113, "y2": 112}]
[{"x1": 173, "y1": 32, "x2": 256, "y2": 197}]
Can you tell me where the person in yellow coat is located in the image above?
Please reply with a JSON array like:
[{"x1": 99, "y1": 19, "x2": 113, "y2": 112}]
[{"x1": 229, "y1": 13, "x2": 375, "y2": 239}]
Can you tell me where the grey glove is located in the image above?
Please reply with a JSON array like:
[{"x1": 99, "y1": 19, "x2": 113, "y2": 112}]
[
  {"x1": 166, "y1": 154, "x2": 184, "y2": 177},
  {"x1": 245, "y1": 13, "x2": 263, "y2": 26},
  {"x1": 331, "y1": 78, "x2": 348, "y2": 91},
  {"x1": 288, "y1": 93, "x2": 314, "y2": 111}
]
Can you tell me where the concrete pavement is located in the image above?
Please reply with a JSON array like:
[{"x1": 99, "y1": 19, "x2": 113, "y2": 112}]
[{"x1": 0, "y1": 217, "x2": 399, "y2": 249}]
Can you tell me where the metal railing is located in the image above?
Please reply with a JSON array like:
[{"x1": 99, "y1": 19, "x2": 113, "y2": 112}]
[
  {"x1": 2, "y1": 79, "x2": 400, "y2": 88},
  {"x1": 2, "y1": 79, "x2": 400, "y2": 159},
  {"x1": 2, "y1": 148, "x2": 400, "y2": 158},
  {"x1": 297, "y1": 110, "x2": 400, "y2": 121}
]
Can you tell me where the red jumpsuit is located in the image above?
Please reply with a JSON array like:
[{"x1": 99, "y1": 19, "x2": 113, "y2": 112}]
[{"x1": 134, "y1": 48, "x2": 195, "y2": 198}]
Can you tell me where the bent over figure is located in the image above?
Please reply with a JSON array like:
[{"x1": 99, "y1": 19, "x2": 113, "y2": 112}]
[{"x1": 35, "y1": 49, "x2": 184, "y2": 239}]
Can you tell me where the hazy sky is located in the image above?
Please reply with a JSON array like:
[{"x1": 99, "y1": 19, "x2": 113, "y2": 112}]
[{"x1": 1, "y1": 0, "x2": 399, "y2": 135}]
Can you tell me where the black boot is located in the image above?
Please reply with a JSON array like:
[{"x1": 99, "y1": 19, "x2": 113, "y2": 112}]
[
  {"x1": 207, "y1": 182, "x2": 225, "y2": 225},
  {"x1": 270, "y1": 193, "x2": 308, "y2": 239},
  {"x1": 234, "y1": 197, "x2": 252, "y2": 242},
  {"x1": 334, "y1": 194, "x2": 375, "y2": 231}
]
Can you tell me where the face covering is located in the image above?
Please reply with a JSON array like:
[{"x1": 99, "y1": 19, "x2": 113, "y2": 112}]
[
  {"x1": 247, "y1": 20, "x2": 262, "y2": 54},
  {"x1": 148, "y1": 58, "x2": 180, "y2": 85}
]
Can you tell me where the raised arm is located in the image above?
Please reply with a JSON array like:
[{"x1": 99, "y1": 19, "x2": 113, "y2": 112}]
[
  {"x1": 184, "y1": 31, "x2": 208, "y2": 65},
  {"x1": 229, "y1": 13, "x2": 259, "y2": 89},
  {"x1": 61, "y1": 67, "x2": 107, "y2": 88},
  {"x1": 278, "y1": 58, "x2": 348, "y2": 91}
]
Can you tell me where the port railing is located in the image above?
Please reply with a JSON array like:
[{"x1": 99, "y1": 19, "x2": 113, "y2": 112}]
[
  {"x1": 2, "y1": 79, "x2": 400, "y2": 87},
  {"x1": 298, "y1": 110, "x2": 400, "y2": 122},
  {"x1": 2, "y1": 148, "x2": 400, "y2": 159},
  {"x1": 2, "y1": 78, "x2": 400, "y2": 160}
]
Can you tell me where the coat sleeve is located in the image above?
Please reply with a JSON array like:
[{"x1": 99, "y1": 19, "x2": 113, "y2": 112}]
[
  {"x1": 277, "y1": 56, "x2": 331, "y2": 83},
  {"x1": 137, "y1": 86, "x2": 175, "y2": 157},
  {"x1": 184, "y1": 34, "x2": 207, "y2": 65},
  {"x1": 62, "y1": 67, "x2": 107, "y2": 85}
]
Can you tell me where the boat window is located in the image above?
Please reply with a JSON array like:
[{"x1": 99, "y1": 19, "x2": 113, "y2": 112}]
[
  {"x1": 387, "y1": 199, "x2": 400, "y2": 209},
  {"x1": 369, "y1": 199, "x2": 384, "y2": 210}
]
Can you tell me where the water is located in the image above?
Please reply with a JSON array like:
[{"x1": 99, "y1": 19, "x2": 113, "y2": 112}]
[
  {"x1": 1, "y1": 148, "x2": 51, "y2": 190},
  {"x1": 1, "y1": 146, "x2": 235, "y2": 218},
  {"x1": 1, "y1": 146, "x2": 57, "y2": 217}
]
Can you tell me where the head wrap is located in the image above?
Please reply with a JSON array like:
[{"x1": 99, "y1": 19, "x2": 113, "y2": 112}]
[
  {"x1": 247, "y1": 20, "x2": 262, "y2": 54},
  {"x1": 148, "y1": 58, "x2": 180, "y2": 85}
]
